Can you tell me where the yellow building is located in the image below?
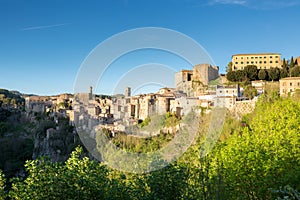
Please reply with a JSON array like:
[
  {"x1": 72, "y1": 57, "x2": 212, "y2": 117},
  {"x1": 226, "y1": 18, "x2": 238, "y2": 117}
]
[
  {"x1": 232, "y1": 53, "x2": 281, "y2": 70},
  {"x1": 279, "y1": 77, "x2": 300, "y2": 96}
]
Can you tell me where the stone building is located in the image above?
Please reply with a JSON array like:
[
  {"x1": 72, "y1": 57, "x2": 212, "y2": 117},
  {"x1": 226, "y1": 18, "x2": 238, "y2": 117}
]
[
  {"x1": 25, "y1": 96, "x2": 52, "y2": 113},
  {"x1": 232, "y1": 53, "x2": 281, "y2": 70},
  {"x1": 251, "y1": 80, "x2": 265, "y2": 95},
  {"x1": 215, "y1": 85, "x2": 240, "y2": 97},
  {"x1": 279, "y1": 77, "x2": 300, "y2": 96},
  {"x1": 214, "y1": 85, "x2": 240, "y2": 110},
  {"x1": 175, "y1": 64, "x2": 219, "y2": 97}
]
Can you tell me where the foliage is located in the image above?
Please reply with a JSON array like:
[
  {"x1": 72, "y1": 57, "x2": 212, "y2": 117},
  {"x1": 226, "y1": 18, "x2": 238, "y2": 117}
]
[
  {"x1": 282, "y1": 58, "x2": 288, "y2": 69},
  {"x1": 226, "y1": 69, "x2": 249, "y2": 82},
  {"x1": 258, "y1": 69, "x2": 268, "y2": 80},
  {"x1": 280, "y1": 67, "x2": 289, "y2": 79},
  {"x1": 109, "y1": 131, "x2": 173, "y2": 153},
  {"x1": 226, "y1": 61, "x2": 233, "y2": 73},
  {"x1": 272, "y1": 185, "x2": 300, "y2": 200},
  {"x1": 244, "y1": 65, "x2": 258, "y2": 80},
  {"x1": 290, "y1": 66, "x2": 300, "y2": 77},
  {"x1": 290, "y1": 56, "x2": 295, "y2": 68},
  {"x1": 268, "y1": 67, "x2": 281, "y2": 81},
  {"x1": 164, "y1": 112, "x2": 179, "y2": 127},
  {"x1": 243, "y1": 85, "x2": 257, "y2": 99},
  {"x1": 0, "y1": 170, "x2": 5, "y2": 200},
  {"x1": 9, "y1": 147, "x2": 125, "y2": 200},
  {"x1": 0, "y1": 108, "x2": 34, "y2": 178},
  {"x1": 138, "y1": 117, "x2": 151, "y2": 128},
  {"x1": 235, "y1": 70, "x2": 247, "y2": 82},
  {"x1": 217, "y1": 98, "x2": 300, "y2": 199},
  {"x1": 0, "y1": 89, "x2": 24, "y2": 109},
  {"x1": 226, "y1": 70, "x2": 236, "y2": 82}
]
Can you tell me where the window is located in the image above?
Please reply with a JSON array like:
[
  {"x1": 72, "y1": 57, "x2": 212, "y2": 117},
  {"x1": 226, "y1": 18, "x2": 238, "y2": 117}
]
[
  {"x1": 264, "y1": 61, "x2": 267, "y2": 64},
  {"x1": 264, "y1": 56, "x2": 267, "y2": 58},
  {"x1": 251, "y1": 61, "x2": 254, "y2": 64},
  {"x1": 251, "y1": 57, "x2": 254, "y2": 59},
  {"x1": 270, "y1": 61, "x2": 273, "y2": 63},
  {"x1": 259, "y1": 57, "x2": 262, "y2": 59},
  {"x1": 275, "y1": 61, "x2": 279, "y2": 63},
  {"x1": 187, "y1": 73, "x2": 192, "y2": 81},
  {"x1": 259, "y1": 61, "x2": 262, "y2": 64},
  {"x1": 247, "y1": 61, "x2": 249, "y2": 64},
  {"x1": 270, "y1": 56, "x2": 273, "y2": 58},
  {"x1": 298, "y1": 82, "x2": 300, "y2": 86},
  {"x1": 235, "y1": 62, "x2": 238, "y2": 64},
  {"x1": 241, "y1": 62, "x2": 244, "y2": 64},
  {"x1": 290, "y1": 82, "x2": 293, "y2": 86},
  {"x1": 255, "y1": 57, "x2": 258, "y2": 59},
  {"x1": 275, "y1": 56, "x2": 278, "y2": 58}
]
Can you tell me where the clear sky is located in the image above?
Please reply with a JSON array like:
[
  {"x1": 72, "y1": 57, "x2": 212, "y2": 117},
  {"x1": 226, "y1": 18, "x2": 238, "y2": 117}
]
[{"x1": 1, "y1": 0, "x2": 300, "y2": 95}]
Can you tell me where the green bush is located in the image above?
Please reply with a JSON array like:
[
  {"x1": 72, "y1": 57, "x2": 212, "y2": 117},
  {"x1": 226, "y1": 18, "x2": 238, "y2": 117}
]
[{"x1": 0, "y1": 170, "x2": 5, "y2": 200}]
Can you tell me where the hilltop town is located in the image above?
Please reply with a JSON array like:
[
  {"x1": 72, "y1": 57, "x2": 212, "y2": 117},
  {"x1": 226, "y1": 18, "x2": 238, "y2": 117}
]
[
  {"x1": 2, "y1": 53, "x2": 300, "y2": 199},
  {"x1": 23, "y1": 54, "x2": 300, "y2": 135}
]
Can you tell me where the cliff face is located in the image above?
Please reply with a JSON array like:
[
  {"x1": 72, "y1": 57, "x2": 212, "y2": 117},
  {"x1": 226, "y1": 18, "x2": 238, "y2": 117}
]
[
  {"x1": 0, "y1": 107, "x2": 80, "y2": 178},
  {"x1": 31, "y1": 114, "x2": 80, "y2": 163}
]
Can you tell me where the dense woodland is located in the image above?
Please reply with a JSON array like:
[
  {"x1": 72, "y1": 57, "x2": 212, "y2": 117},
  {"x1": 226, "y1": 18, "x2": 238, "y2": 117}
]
[{"x1": 0, "y1": 87, "x2": 300, "y2": 199}]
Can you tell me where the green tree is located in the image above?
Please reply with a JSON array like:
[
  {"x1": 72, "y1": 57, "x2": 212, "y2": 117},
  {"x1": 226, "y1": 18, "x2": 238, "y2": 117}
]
[
  {"x1": 235, "y1": 70, "x2": 247, "y2": 82},
  {"x1": 226, "y1": 71, "x2": 236, "y2": 82},
  {"x1": 243, "y1": 85, "x2": 257, "y2": 99},
  {"x1": 258, "y1": 69, "x2": 267, "y2": 80},
  {"x1": 282, "y1": 58, "x2": 289, "y2": 69},
  {"x1": 268, "y1": 67, "x2": 280, "y2": 81},
  {"x1": 9, "y1": 147, "x2": 126, "y2": 200},
  {"x1": 0, "y1": 170, "x2": 5, "y2": 200},
  {"x1": 218, "y1": 99, "x2": 300, "y2": 199},
  {"x1": 244, "y1": 65, "x2": 258, "y2": 80},
  {"x1": 226, "y1": 62, "x2": 233, "y2": 73},
  {"x1": 280, "y1": 67, "x2": 289, "y2": 79},
  {"x1": 290, "y1": 56, "x2": 295, "y2": 68},
  {"x1": 290, "y1": 66, "x2": 300, "y2": 77}
]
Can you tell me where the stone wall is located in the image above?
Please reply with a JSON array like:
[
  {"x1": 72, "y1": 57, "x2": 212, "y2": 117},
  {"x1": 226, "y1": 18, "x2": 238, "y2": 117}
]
[{"x1": 233, "y1": 99, "x2": 256, "y2": 117}]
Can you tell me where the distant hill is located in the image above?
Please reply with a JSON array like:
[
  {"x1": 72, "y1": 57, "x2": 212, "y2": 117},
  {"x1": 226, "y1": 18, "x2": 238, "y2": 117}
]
[{"x1": 0, "y1": 88, "x2": 25, "y2": 108}]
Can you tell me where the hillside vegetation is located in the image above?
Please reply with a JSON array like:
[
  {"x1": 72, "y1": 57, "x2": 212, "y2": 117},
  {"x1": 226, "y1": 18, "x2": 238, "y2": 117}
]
[{"x1": 0, "y1": 93, "x2": 299, "y2": 199}]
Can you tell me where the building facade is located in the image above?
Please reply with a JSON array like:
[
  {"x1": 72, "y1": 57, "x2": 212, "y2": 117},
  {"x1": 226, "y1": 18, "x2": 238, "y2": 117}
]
[
  {"x1": 232, "y1": 53, "x2": 281, "y2": 70},
  {"x1": 279, "y1": 77, "x2": 300, "y2": 96}
]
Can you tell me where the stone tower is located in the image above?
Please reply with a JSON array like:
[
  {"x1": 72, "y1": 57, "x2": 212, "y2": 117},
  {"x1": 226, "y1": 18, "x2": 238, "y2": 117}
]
[
  {"x1": 89, "y1": 86, "x2": 93, "y2": 100},
  {"x1": 125, "y1": 87, "x2": 131, "y2": 97}
]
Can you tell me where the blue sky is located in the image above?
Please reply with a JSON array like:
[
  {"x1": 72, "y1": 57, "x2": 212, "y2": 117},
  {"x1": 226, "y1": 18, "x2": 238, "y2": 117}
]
[{"x1": 1, "y1": 0, "x2": 300, "y2": 95}]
